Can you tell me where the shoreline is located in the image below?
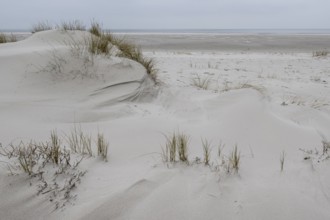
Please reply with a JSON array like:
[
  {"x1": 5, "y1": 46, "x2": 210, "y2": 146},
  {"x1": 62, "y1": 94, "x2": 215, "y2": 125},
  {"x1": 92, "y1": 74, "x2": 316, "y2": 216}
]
[
  {"x1": 2, "y1": 28, "x2": 330, "y2": 52},
  {"x1": 6, "y1": 31, "x2": 330, "y2": 52}
]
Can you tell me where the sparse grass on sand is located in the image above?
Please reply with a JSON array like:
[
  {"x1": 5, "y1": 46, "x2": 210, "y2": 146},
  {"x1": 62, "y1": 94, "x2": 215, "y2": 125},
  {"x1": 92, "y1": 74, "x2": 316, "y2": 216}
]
[
  {"x1": 97, "y1": 132, "x2": 109, "y2": 161},
  {"x1": 88, "y1": 21, "x2": 158, "y2": 82},
  {"x1": 161, "y1": 133, "x2": 243, "y2": 175},
  {"x1": 89, "y1": 20, "x2": 102, "y2": 37},
  {"x1": 202, "y1": 138, "x2": 212, "y2": 166},
  {"x1": 58, "y1": 20, "x2": 86, "y2": 31},
  {"x1": 229, "y1": 145, "x2": 240, "y2": 172},
  {"x1": 0, "y1": 33, "x2": 17, "y2": 43},
  {"x1": 31, "y1": 21, "x2": 53, "y2": 33},
  {"x1": 313, "y1": 50, "x2": 328, "y2": 57},
  {"x1": 88, "y1": 35, "x2": 111, "y2": 55},
  {"x1": 162, "y1": 132, "x2": 189, "y2": 163},
  {"x1": 0, "y1": 127, "x2": 110, "y2": 208},
  {"x1": 192, "y1": 74, "x2": 211, "y2": 90},
  {"x1": 30, "y1": 20, "x2": 158, "y2": 82}
]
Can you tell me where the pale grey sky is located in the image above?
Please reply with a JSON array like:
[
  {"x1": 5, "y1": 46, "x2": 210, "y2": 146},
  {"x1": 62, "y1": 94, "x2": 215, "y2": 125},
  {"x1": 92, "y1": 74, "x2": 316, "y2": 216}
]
[{"x1": 1, "y1": 0, "x2": 329, "y2": 29}]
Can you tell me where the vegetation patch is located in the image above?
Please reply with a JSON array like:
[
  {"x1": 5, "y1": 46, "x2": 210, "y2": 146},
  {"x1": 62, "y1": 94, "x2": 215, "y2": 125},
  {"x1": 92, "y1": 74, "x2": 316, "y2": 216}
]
[
  {"x1": 0, "y1": 33, "x2": 17, "y2": 44},
  {"x1": 0, "y1": 127, "x2": 109, "y2": 210}
]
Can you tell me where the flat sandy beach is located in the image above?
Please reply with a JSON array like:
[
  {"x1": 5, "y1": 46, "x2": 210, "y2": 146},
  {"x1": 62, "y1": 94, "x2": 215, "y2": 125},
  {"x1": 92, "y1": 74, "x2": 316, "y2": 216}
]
[{"x1": 122, "y1": 33, "x2": 330, "y2": 52}]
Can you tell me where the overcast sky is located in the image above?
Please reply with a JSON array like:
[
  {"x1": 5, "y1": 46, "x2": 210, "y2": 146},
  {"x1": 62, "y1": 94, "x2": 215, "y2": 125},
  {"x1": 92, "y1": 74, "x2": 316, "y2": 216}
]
[{"x1": 1, "y1": 0, "x2": 329, "y2": 30}]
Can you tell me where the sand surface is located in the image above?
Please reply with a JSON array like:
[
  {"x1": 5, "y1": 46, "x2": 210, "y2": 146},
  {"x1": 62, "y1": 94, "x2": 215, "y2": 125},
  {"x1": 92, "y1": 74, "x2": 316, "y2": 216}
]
[
  {"x1": 0, "y1": 30, "x2": 330, "y2": 220},
  {"x1": 121, "y1": 33, "x2": 330, "y2": 52}
]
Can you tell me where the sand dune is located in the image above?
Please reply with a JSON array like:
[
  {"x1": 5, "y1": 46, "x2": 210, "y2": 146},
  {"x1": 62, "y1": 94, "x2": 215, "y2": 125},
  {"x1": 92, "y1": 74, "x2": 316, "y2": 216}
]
[{"x1": 0, "y1": 30, "x2": 330, "y2": 220}]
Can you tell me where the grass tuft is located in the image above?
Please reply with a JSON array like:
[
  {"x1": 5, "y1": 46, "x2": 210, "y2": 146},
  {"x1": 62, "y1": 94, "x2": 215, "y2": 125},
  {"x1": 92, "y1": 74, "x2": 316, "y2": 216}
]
[
  {"x1": 50, "y1": 130, "x2": 61, "y2": 165},
  {"x1": 313, "y1": 50, "x2": 328, "y2": 57},
  {"x1": 59, "y1": 20, "x2": 86, "y2": 31},
  {"x1": 0, "y1": 33, "x2": 17, "y2": 44},
  {"x1": 162, "y1": 133, "x2": 177, "y2": 162},
  {"x1": 113, "y1": 39, "x2": 158, "y2": 82},
  {"x1": 229, "y1": 145, "x2": 240, "y2": 172},
  {"x1": 192, "y1": 74, "x2": 211, "y2": 90},
  {"x1": 89, "y1": 21, "x2": 102, "y2": 37},
  {"x1": 31, "y1": 21, "x2": 53, "y2": 33},
  {"x1": 202, "y1": 139, "x2": 212, "y2": 166},
  {"x1": 97, "y1": 133, "x2": 109, "y2": 161},
  {"x1": 87, "y1": 21, "x2": 158, "y2": 82},
  {"x1": 0, "y1": 33, "x2": 6, "y2": 43},
  {"x1": 88, "y1": 35, "x2": 110, "y2": 55},
  {"x1": 66, "y1": 125, "x2": 93, "y2": 156},
  {"x1": 17, "y1": 142, "x2": 37, "y2": 175},
  {"x1": 162, "y1": 132, "x2": 189, "y2": 163},
  {"x1": 177, "y1": 133, "x2": 189, "y2": 162}
]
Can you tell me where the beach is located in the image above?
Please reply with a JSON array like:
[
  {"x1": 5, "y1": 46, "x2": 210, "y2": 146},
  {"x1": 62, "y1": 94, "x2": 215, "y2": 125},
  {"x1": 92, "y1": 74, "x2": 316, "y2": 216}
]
[{"x1": 0, "y1": 30, "x2": 330, "y2": 220}]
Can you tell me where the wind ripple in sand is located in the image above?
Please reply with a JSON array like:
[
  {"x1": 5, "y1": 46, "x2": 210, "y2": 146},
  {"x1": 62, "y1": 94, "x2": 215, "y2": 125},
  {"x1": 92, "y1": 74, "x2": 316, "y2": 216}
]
[{"x1": 80, "y1": 179, "x2": 159, "y2": 220}]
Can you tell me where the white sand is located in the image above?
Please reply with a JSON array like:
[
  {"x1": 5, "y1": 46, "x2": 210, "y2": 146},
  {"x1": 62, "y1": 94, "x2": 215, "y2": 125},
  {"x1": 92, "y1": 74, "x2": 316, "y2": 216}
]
[{"x1": 1, "y1": 30, "x2": 330, "y2": 220}]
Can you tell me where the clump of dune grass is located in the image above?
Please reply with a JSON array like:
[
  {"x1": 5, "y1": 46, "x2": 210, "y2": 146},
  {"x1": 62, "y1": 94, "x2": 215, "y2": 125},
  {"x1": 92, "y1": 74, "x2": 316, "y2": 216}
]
[
  {"x1": 162, "y1": 132, "x2": 189, "y2": 163},
  {"x1": 59, "y1": 20, "x2": 86, "y2": 31},
  {"x1": 0, "y1": 137, "x2": 86, "y2": 209},
  {"x1": 177, "y1": 133, "x2": 189, "y2": 162},
  {"x1": 0, "y1": 33, "x2": 17, "y2": 44},
  {"x1": 229, "y1": 145, "x2": 240, "y2": 172},
  {"x1": 162, "y1": 133, "x2": 177, "y2": 162},
  {"x1": 192, "y1": 74, "x2": 211, "y2": 90},
  {"x1": 31, "y1": 21, "x2": 53, "y2": 33},
  {"x1": 89, "y1": 21, "x2": 102, "y2": 37},
  {"x1": 313, "y1": 50, "x2": 328, "y2": 57},
  {"x1": 202, "y1": 139, "x2": 212, "y2": 166},
  {"x1": 17, "y1": 142, "x2": 37, "y2": 175},
  {"x1": 87, "y1": 35, "x2": 111, "y2": 55},
  {"x1": 0, "y1": 33, "x2": 6, "y2": 43},
  {"x1": 50, "y1": 130, "x2": 61, "y2": 165},
  {"x1": 66, "y1": 125, "x2": 93, "y2": 156},
  {"x1": 0, "y1": 127, "x2": 113, "y2": 209},
  {"x1": 87, "y1": 21, "x2": 158, "y2": 82},
  {"x1": 97, "y1": 133, "x2": 109, "y2": 161},
  {"x1": 115, "y1": 40, "x2": 158, "y2": 81}
]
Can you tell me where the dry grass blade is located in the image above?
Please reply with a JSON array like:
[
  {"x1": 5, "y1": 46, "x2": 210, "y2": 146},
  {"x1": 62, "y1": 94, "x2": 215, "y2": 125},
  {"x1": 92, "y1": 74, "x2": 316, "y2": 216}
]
[
  {"x1": 230, "y1": 145, "x2": 240, "y2": 172},
  {"x1": 88, "y1": 35, "x2": 110, "y2": 55},
  {"x1": 177, "y1": 133, "x2": 189, "y2": 162},
  {"x1": 89, "y1": 21, "x2": 102, "y2": 37},
  {"x1": 97, "y1": 133, "x2": 109, "y2": 161},
  {"x1": 66, "y1": 125, "x2": 93, "y2": 156},
  {"x1": 59, "y1": 20, "x2": 86, "y2": 31},
  {"x1": 163, "y1": 133, "x2": 177, "y2": 162},
  {"x1": 202, "y1": 139, "x2": 212, "y2": 166},
  {"x1": 31, "y1": 21, "x2": 53, "y2": 33},
  {"x1": 50, "y1": 130, "x2": 61, "y2": 165},
  {"x1": 192, "y1": 75, "x2": 211, "y2": 90}
]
